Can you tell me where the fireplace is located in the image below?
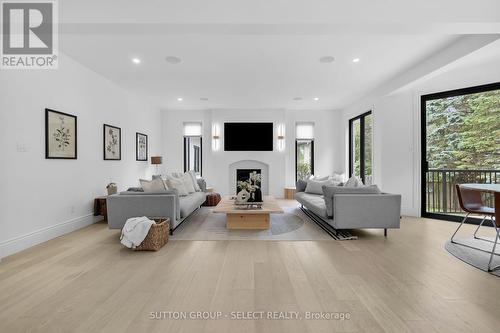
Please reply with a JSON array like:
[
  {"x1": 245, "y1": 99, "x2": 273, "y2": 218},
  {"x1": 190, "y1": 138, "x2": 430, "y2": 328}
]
[
  {"x1": 229, "y1": 160, "x2": 269, "y2": 195},
  {"x1": 236, "y1": 169, "x2": 261, "y2": 193}
]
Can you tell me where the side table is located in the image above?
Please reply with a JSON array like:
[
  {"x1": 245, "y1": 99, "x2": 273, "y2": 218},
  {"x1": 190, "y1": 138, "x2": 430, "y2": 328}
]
[
  {"x1": 93, "y1": 196, "x2": 108, "y2": 220},
  {"x1": 284, "y1": 187, "x2": 296, "y2": 200}
]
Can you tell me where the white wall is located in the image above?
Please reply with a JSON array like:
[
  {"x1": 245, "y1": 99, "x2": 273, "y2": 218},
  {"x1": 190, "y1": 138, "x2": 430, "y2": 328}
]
[
  {"x1": 339, "y1": 41, "x2": 500, "y2": 216},
  {"x1": 0, "y1": 53, "x2": 162, "y2": 258},
  {"x1": 161, "y1": 108, "x2": 343, "y2": 197}
]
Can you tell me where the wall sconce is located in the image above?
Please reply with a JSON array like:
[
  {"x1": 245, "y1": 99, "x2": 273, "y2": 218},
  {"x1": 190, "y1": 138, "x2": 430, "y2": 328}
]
[
  {"x1": 277, "y1": 123, "x2": 285, "y2": 151},
  {"x1": 212, "y1": 123, "x2": 220, "y2": 151}
]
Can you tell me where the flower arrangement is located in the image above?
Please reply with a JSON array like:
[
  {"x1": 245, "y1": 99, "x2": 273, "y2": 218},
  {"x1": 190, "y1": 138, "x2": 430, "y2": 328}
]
[{"x1": 237, "y1": 171, "x2": 261, "y2": 193}]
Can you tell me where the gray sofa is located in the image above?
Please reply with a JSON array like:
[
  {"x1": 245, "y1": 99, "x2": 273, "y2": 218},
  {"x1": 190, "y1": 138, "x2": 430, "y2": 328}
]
[
  {"x1": 295, "y1": 181, "x2": 401, "y2": 236},
  {"x1": 107, "y1": 178, "x2": 207, "y2": 233}
]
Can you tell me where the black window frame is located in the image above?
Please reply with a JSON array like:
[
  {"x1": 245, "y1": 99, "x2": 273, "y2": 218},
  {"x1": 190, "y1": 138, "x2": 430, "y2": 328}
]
[
  {"x1": 420, "y1": 81, "x2": 500, "y2": 223},
  {"x1": 183, "y1": 136, "x2": 203, "y2": 176},
  {"x1": 348, "y1": 110, "x2": 372, "y2": 184},
  {"x1": 295, "y1": 139, "x2": 315, "y2": 182}
]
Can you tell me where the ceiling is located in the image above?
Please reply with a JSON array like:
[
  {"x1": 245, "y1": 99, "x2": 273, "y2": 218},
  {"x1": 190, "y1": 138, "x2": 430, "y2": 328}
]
[{"x1": 58, "y1": 1, "x2": 500, "y2": 110}]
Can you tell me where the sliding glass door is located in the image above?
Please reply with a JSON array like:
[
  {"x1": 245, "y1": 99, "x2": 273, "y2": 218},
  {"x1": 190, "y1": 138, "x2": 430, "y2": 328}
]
[
  {"x1": 349, "y1": 111, "x2": 372, "y2": 185},
  {"x1": 421, "y1": 82, "x2": 500, "y2": 221}
]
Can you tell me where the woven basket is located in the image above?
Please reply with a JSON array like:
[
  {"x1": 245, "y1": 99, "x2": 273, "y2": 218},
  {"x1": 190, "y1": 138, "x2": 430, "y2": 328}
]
[{"x1": 134, "y1": 217, "x2": 169, "y2": 251}]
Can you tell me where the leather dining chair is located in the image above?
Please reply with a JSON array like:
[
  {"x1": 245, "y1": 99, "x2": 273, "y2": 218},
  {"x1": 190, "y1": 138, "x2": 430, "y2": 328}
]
[{"x1": 453, "y1": 184, "x2": 498, "y2": 272}]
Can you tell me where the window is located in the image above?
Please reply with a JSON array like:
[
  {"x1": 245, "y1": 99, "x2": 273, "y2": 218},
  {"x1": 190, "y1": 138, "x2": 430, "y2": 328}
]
[
  {"x1": 295, "y1": 122, "x2": 314, "y2": 181},
  {"x1": 421, "y1": 82, "x2": 500, "y2": 222},
  {"x1": 349, "y1": 111, "x2": 372, "y2": 185},
  {"x1": 183, "y1": 122, "x2": 202, "y2": 176}
]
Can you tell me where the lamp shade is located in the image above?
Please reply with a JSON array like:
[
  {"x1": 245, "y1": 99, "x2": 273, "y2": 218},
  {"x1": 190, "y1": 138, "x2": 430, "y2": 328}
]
[{"x1": 151, "y1": 156, "x2": 162, "y2": 165}]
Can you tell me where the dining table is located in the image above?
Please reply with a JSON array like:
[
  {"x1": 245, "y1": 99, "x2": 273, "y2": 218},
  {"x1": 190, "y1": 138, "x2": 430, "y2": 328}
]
[{"x1": 460, "y1": 183, "x2": 500, "y2": 225}]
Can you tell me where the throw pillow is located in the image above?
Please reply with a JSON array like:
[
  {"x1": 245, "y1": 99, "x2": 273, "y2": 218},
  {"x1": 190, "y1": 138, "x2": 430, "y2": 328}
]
[
  {"x1": 345, "y1": 176, "x2": 364, "y2": 188},
  {"x1": 309, "y1": 175, "x2": 329, "y2": 181},
  {"x1": 331, "y1": 172, "x2": 346, "y2": 184},
  {"x1": 140, "y1": 178, "x2": 167, "y2": 193},
  {"x1": 305, "y1": 179, "x2": 334, "y2": 195},
  {"x1": 296, "y1": 179, "x2": 307, "y2": 192},
  {"x1": 182, "y1": 173, "x2": 196, "y2": 193},
  {"x1": 165, "y1": 176, "x2": 189, "y2": 196},
  {"x1": 322, "y1": 185, "x2": 381, "y2": 218},
  {"x1": 187, "y1": 170, "x2": 201, "y2": 191}
]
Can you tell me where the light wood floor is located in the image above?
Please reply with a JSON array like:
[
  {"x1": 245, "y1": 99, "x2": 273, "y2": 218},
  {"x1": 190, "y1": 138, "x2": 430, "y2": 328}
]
[{"x1": 1, "y1": 200, "x2": 499, "y2": 333}]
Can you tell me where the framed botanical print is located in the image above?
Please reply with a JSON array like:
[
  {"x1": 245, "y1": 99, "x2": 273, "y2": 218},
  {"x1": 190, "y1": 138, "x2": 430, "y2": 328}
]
[
  {"x1": 136, "y1": 132, "x2": 148, "y2": 161},
  {"x1": 45, "y1": 109, "x2": 77, "y2": 159},
  {"x1": 103, "y1": 124, "x2": 121, "y2": 160}
]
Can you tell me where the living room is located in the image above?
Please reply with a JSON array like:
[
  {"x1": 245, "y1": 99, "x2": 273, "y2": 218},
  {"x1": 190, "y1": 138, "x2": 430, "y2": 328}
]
[{"x1": 1, "y1": 1, "x2": 499, "y2": 332}]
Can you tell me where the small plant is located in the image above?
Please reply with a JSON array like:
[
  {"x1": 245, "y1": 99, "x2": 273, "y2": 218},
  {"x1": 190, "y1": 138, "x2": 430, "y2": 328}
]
[
  {"x1": 53, "y1": 116, "x2": 71, "y2": 151},
  {"x1": 106, "y1": 129, "x2": 119, "y2": 156}
]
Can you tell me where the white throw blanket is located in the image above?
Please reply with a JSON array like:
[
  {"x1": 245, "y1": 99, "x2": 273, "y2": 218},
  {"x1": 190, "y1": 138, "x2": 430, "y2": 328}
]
[{"x1": 120, "y1": 216, "x2": 155, "y2": 248}]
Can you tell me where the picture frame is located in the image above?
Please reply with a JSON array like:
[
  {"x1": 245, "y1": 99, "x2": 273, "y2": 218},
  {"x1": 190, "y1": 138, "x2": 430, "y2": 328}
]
[
  {"x1": 45, "y1": 108, "x2": 77, "y2": 159},
  {"x1": 136, "y1": 132, "x2": 148, "y2": 161},
  {"x1": 103, "y1": 124, "x2": 121, "y2": 160}
]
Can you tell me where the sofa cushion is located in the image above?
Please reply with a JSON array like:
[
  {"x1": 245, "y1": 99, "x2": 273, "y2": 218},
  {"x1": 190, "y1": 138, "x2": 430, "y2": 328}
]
[
  {"x1": 165, "y1": 176, "x2": 189, "y2": 196},
  {"x1": 179, "y1": 192, "x2": 206, "y2": 218},
  {"x1": 295, "y1": 192, "x2": 329, "y2": 219},
  {"x1": 345, "y1": 176, "x2": 364, "y2": 188},
  {"x1": 305, "y1": 179, "x2": 334, "y2": 195},
  {"x1": 309, "y1": 175, "x2": 329, "y2": 181},
  {"x1": 296, "y1": 179, "x2": 307, "y2": 192},
  {"x1": 197, "y1": 178, "x2": 207, "y2": 192},
  {"x1": 181, "y1": 173, "x2": 196, "y2": 193},
  {"x1": 187, "y1": 170, "x2": 202, "y2": 191},
  {"x1": 322, "y1": 185, "x2": 381, "y2": 218},
  {"x1": 140, "y1": 178, "x2": 167, "y2": 192}
]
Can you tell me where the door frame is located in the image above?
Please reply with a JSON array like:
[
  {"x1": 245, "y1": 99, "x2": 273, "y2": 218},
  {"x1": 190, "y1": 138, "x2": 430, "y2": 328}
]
[
  {"x1": 420, "y1": 81, "x2": 500, "y2": 222},
  {"x1": 348, "y1": 110, "x2": 372, "y2": 184}
]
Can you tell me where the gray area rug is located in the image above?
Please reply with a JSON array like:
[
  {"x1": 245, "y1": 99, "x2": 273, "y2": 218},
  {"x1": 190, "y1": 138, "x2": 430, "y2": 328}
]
[
  {"x1": 445, "y1": 237, "x2": 500, "y2": 277},
  {"x1": 170, "y1": 207, "x2": 332, "y2": 241}
]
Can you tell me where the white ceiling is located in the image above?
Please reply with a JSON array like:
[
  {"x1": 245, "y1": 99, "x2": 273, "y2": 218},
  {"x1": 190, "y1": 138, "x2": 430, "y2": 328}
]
[{"x1": 58, "y1": 1, "x2": 500, "y2": 110}]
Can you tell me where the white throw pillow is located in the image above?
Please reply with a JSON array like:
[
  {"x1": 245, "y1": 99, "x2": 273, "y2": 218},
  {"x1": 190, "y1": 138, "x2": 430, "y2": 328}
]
[
  {"x1": 305, "y1": 179, "x2": 334, "y2": 195},
  {"x1": 140, "y1": 178, "x2": 167, "y2": 192},
  {"x1": 187, "y1": 170, "x2": 201, "y2": 191},
  {"x1": 309, "y1": 175, "x2": 329, "y2": 181},
  {"x1": 165, "y1": 176, "x2": 189, "y2": 196},
  {"x1": 182, "y1": 173, "x2": 196, "y2": 193},
  {"x1": 331, "y1": 172, "x2": 346, "y2": 184},
  {"x1": 345, "y1": 176, "x2": 364, "y2": 188}
]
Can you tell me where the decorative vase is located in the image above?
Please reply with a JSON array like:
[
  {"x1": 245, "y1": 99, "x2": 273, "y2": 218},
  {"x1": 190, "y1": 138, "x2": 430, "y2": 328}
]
[
  {"x1": 248, "y1": 192, "x2": 255, "y2": 202},
  {"x1": 254, "y1": 188, "x2": 262, "y2": 202},
  {"x1": 236, "y1": 189, "x2": 250, "y2": 203}
]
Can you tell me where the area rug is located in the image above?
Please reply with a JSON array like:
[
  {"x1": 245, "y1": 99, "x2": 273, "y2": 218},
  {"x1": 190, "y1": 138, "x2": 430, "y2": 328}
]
[
  {"x1": 445, "y1": 237, "x2": 500, "y2": 277},
  {"x1": 170, "y1": 206, "x2": 332, "y2": 241}
]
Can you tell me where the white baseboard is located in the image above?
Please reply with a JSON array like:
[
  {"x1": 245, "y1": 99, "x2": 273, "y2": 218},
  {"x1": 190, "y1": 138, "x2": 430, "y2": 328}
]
[{"x1": 0, "y1": 213, "x2": 100, "y2": 259}]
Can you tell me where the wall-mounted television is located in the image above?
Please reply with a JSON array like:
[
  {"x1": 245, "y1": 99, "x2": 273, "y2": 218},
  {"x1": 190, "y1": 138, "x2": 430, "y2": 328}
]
[{"x1": 224, "y1": 122, "x2": 273, "y2": 151}]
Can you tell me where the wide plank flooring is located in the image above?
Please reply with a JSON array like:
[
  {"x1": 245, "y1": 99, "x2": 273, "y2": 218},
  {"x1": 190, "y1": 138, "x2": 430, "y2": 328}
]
[{"x1": 1, "y1": 201, "x2": 499, "y2": 333}]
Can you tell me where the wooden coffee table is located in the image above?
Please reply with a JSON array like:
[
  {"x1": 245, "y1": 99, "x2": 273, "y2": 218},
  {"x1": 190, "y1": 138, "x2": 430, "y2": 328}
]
[{"x1": 213, "y1": 196, "x2": 284, "y2": 230}]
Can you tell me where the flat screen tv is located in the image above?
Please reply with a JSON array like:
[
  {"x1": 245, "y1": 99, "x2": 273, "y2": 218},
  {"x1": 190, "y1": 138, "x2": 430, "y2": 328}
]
[{"x1": 224, "y1": 122, "x2": 273, "y2": 151}]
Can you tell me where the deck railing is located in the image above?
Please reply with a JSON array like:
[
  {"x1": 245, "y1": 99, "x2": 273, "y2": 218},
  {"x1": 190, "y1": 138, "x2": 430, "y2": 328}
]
[{"x1": 426, "y1": 169, "x2": 499, "y2": 214}]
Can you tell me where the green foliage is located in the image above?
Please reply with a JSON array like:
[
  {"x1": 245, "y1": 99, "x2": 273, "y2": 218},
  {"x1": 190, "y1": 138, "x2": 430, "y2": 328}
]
[
  {"x1": 426, "y1": 90, "x2": 500, "y2": 169},
  {"x1": 297, "y1": 141, "x2": 312, "y2": 180}
]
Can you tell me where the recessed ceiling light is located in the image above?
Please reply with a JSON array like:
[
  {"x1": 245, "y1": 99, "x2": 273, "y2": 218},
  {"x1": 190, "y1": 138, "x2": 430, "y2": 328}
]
[
  {"x1": 132, "y1": 58, "x2": 141, "y2": 64},
  {"x1": 165, "y1": 56, "x2": 182, "y2": 64},
  {"x1": 200, "y1": 97, "x2": 209, "y2": 101},
  {"x1": 293, "y1": 97, "x2": 302, "y2": 101},
  {"x1": 352, "y1": 58, "x2": 360, "y2": 63},
  {"x1": 313, "y1": 97, "x2": 320, "y2": 101},
  {"x1": 177, "y1": 97, "x2": 183, "y2": 101},
  {"x1": 319, "y1": 56, "x2": 335, "y2": 63}
]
